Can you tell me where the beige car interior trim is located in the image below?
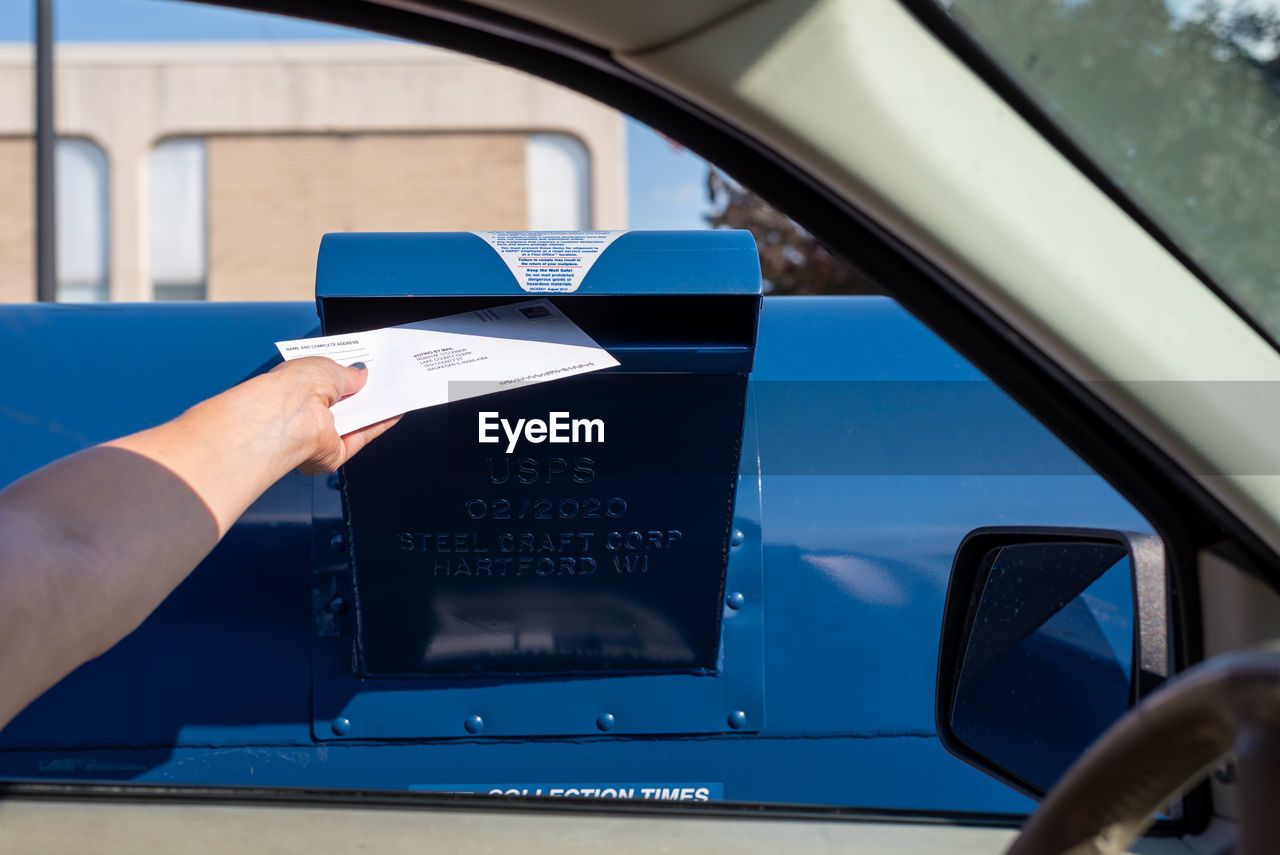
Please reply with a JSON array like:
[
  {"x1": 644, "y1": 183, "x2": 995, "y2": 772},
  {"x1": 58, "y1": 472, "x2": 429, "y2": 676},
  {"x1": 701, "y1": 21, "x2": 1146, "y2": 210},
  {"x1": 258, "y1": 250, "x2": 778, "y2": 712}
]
[
  {"x1": 455, "y1": 0, "x2": 759, "y2": 52},
  {"x1": 0, "y1": 798, "x2": 1035, "y2": 855},
  {"x1": 370, "y1": 0, "x2": 759, "y2": 52},
  {"x1": 1199, "y1": 546, "x2": 1280, "y2": 824},
  {"x1": 1199, "y1": 549, "x2": 1280, "y2": 661},
  {"x1": 576, "y1": 0, "x2": 1280, "y2": 558}
]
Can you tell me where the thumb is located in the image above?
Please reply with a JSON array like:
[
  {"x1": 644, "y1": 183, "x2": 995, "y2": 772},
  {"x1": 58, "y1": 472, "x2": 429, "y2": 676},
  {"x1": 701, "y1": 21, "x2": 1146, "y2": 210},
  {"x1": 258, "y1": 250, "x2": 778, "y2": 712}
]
[{"x1": 338, "y1": 361, "x2": 369, "y2": 402}]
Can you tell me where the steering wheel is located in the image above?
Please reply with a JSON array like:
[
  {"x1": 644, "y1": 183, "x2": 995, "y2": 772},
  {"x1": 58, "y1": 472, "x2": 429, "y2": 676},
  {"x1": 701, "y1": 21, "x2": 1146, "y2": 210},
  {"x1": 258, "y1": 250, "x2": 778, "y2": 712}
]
[{"x1": 1007, "y1": 647, "x2": 1280, "y2": 855}]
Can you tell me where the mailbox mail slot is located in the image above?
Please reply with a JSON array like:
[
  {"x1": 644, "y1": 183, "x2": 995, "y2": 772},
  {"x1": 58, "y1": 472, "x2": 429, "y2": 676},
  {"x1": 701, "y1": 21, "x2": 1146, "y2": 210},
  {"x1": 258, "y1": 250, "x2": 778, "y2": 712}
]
[{"x1": 318, "y1": 231, "x2": 761, "y2": 677}]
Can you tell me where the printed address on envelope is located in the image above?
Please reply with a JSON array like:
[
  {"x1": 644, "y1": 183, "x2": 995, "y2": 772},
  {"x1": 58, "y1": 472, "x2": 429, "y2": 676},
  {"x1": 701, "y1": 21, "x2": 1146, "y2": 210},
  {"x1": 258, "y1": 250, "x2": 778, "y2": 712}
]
[{"x1": 274, "y1": 299, "x2": 619, "y2": 435}]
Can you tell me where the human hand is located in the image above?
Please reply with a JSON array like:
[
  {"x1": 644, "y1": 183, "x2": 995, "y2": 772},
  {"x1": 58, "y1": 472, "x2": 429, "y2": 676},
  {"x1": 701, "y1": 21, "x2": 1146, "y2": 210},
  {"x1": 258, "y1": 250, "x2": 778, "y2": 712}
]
[
  {"x1": 264, "y1": 357, "x2": 401, "y2": 474},
  {"x1": 0, "y1": 359, "x2": 398, "y2": 730}
]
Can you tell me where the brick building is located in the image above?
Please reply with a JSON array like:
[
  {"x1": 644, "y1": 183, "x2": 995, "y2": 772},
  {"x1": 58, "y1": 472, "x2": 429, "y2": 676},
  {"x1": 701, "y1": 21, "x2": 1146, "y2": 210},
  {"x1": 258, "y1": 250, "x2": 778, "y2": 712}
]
[{"x1": 0, "y1": 40, "x2": 627, "y2": 302}]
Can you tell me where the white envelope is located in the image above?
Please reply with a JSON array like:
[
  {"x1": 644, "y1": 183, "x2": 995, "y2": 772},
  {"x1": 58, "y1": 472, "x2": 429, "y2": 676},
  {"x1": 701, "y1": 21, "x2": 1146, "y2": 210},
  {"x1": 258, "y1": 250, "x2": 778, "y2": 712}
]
[{"x1": 275, "y1": 299, "x2": 620, "y2": 435}]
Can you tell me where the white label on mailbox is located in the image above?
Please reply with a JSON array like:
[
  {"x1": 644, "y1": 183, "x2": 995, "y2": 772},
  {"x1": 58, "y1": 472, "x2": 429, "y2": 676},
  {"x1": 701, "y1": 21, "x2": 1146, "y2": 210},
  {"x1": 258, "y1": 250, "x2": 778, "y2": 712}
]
[
  {"x1": 274, "y1": 298, "x2": 619, "y2": 436},
  {"x1": 472, "y1": 230, "x2": 627, "y2": 293}
]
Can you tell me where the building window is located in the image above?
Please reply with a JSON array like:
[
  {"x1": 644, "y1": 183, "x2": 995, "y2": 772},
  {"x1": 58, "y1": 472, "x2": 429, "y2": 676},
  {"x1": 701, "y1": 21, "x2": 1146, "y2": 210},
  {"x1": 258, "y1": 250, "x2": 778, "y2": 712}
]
[
  {"x1": 55, "y1": 139, "x2": 109, "y2": 302},
  {"x1": 526, "y1": 133, "x2": 590, "y2": 230},
  {"x1": 150, "y1": 138, "x2": 207, "y2": 300}
]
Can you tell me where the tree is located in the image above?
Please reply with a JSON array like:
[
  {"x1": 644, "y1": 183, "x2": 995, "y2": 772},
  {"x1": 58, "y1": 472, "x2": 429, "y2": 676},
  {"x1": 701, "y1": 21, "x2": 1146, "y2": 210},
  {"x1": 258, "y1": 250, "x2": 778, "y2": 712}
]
[{"x1": 704, "y1": 168, "x2": 879, "y2": 296}]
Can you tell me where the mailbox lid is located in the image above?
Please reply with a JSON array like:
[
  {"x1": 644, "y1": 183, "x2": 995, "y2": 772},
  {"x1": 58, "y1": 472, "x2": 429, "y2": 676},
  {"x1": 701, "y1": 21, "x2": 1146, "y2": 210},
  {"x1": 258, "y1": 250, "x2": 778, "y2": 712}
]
[{"x1": 316, "y1": 230, "x2": 761, "y2": 298}]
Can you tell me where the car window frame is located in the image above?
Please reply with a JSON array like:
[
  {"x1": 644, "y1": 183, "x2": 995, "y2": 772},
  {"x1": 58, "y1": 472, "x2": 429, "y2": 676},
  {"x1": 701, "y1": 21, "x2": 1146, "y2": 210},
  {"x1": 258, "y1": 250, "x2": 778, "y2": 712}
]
[{"x1": 26, "y1": 0, "x2": 1280, "y2": 832}]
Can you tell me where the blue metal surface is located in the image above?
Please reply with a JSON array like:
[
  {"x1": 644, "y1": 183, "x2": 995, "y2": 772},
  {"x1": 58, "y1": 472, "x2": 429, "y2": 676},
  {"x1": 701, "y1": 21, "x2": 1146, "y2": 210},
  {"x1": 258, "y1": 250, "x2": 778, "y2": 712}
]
[{"x1": 0, "y1": 295, "x2": 1154, "y2": 815}]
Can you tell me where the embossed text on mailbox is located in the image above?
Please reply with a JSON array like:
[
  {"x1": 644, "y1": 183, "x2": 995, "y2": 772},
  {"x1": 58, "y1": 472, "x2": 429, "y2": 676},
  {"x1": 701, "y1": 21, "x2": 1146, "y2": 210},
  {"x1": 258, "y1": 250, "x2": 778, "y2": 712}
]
[{"x1": 342, "y1": 372, "x2": 748, "y2": 675}]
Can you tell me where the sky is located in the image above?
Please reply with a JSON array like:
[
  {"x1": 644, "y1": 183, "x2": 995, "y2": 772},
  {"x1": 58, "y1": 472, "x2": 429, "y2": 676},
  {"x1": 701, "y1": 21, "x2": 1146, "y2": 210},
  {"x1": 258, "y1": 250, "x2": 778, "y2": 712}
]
[{"x1": 0, "y1": 0, "x2": 713, "y2": 230}]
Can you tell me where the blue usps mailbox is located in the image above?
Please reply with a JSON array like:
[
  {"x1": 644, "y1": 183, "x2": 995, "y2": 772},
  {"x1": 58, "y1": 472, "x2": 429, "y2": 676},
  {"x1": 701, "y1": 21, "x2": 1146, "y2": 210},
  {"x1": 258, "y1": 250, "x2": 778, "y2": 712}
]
[
  {"x1": 0, "y1": 237, "x2": 1150, "y2": 811},
  {"x1": 311, "y1": 231, "x2": 766, "y2": 739}
]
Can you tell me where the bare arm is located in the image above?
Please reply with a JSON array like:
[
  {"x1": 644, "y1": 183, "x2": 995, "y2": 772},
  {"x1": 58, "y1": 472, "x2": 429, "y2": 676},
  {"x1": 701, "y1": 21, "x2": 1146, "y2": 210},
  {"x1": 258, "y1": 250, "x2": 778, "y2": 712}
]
[{"x1": 0, "y1": 357, "x2": 398, "y2": 729}]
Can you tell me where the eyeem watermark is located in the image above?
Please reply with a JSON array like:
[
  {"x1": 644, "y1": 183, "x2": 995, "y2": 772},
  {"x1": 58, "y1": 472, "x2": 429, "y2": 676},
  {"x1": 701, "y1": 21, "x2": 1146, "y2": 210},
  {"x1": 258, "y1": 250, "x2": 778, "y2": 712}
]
[{"x1": 478, "y1": 411, "x2": 605, "y2": 453}]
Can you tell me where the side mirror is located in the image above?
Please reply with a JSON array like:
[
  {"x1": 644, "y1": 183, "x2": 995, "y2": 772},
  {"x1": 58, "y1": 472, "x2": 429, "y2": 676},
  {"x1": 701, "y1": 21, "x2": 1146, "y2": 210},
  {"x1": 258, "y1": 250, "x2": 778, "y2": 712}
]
[{"x1": 936, "y1": 527, "x2": 1169, "y2": 798}]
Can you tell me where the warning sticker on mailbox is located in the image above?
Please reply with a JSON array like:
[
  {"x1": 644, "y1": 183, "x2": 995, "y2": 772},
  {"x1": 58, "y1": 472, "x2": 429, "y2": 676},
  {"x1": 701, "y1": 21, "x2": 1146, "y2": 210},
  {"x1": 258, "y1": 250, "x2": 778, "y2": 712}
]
[{"x1": 472, "y1": 230, "x2": 627, "y2": 293}]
